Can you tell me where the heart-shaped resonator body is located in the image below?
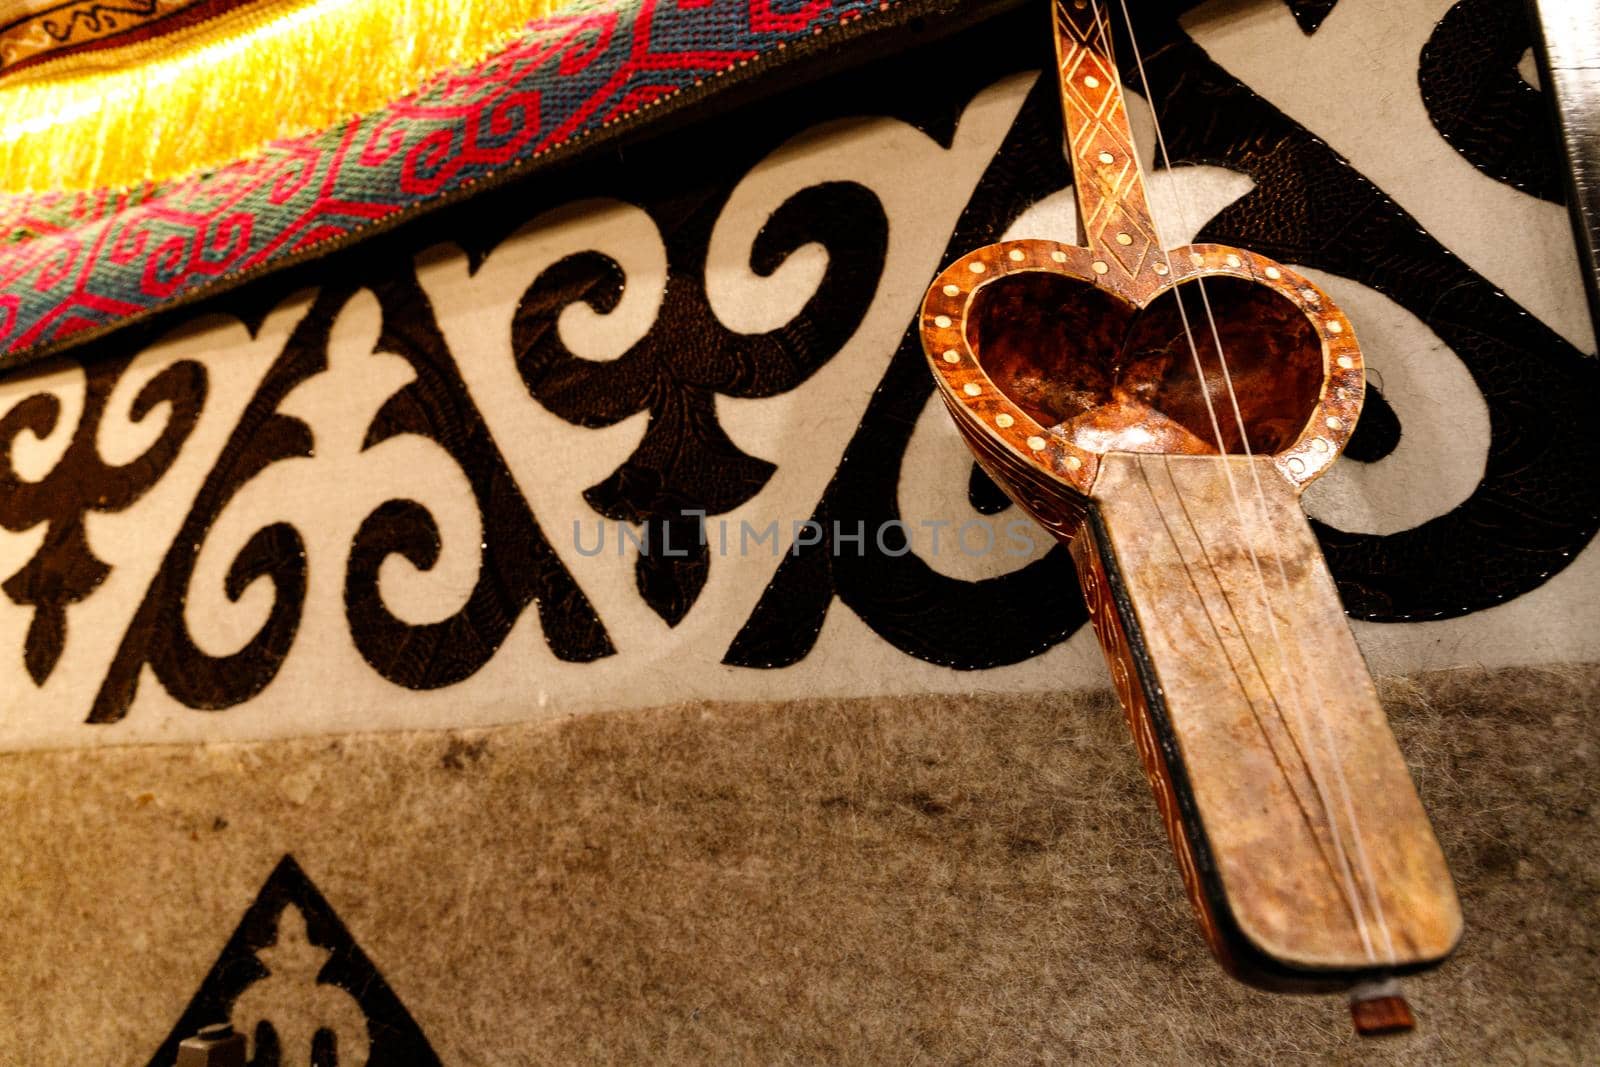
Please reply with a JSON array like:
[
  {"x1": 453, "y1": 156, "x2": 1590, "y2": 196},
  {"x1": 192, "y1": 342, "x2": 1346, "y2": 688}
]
[{"x1": 919, "y1": 240, "x2": 1363, "y2": 537}]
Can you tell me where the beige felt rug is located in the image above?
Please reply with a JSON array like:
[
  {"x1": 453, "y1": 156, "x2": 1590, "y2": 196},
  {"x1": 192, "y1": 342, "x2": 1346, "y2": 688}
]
[{"x1": 1, "y1": 664, "x2": 1595, "y2": 1064}]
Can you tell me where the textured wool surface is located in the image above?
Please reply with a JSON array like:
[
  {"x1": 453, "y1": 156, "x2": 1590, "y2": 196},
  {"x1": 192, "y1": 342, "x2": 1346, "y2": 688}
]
[{"x1": 1, "y1": 664, "x2": 1595, "y2": 1064}]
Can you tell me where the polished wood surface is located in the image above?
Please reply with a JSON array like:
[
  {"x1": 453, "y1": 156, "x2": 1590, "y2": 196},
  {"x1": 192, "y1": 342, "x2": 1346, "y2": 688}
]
[
  {"x1": 917, "y1": 0, "x2": 1461, "y2": 993},
  {"x1": 1049, "y1": 0, "x2": 1164, "y2": 303},
  {"x1": 1082, "y1": 455, "x2": 1460, "y2": 976}
]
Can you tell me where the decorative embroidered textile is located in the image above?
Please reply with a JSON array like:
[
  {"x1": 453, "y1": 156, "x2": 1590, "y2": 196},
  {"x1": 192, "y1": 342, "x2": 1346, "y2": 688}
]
[
  {"x1": 0, "y1": 0, "x2": 572, "y2": 192},
  {"x1": 0, "y1": 0, "x2": 255, "y2": 78},
  {"x1": 0, "y1": 0, "x2": 920, "y2": 369}
]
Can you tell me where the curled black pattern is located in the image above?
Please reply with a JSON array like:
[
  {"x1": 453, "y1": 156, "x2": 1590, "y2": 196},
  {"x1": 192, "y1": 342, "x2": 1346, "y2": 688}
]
[
  {"x1": 726, "y1": 75, "x2": 1086, "y2": 670},
  {"x1": 344, "y1": 273, "x2": 614, "y2": 688},
  {"x1": 90, "y1": 302, "x2": 323, "y2": 722},
  {"x1": 133, "y1": 521, "x2": 308, "y2": 712},
  {"x1": 54, "y1": 0, "x2": 1600, "y2": 708},
  {"x1": 92, "y1": 275, "x2": 615, "y2": 722},
  {"x1": 1132, "y1": 5, "x2": 1600, "y2": 620},
  {"x1": 968, "y1": 463, "x2": 1012, "y2": 515},
  {"x1": 0, "y1": 354, "x2": 205, "y2": 685},
  {"x1": 1420, "y1": 0, "x2": 1565, "y2": 203},
  {"x1": 512, "y1": 181, "x2": 889, "y2": 625}
]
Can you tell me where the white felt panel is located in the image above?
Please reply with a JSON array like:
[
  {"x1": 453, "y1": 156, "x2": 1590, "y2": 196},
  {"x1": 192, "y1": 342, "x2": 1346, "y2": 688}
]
[{"x1": 0, "y1": 10, "x2": 1595, "y2": 751}]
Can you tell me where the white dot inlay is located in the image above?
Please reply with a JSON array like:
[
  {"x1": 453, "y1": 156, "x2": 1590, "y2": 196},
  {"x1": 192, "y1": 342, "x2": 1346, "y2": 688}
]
[
  {"x1": 1226, "y1": 254, "x2": 1242, "y2": 268},
  {"x1": 1115, "y1": 233, "x2": 1132, "y2": 245},
  {"x1": 1336, "y1": 355, "x2": 1355, "y2": 370},
  {"x1": 1027, "y1": 436, "x2": 1047, "y2": 451},
  {"x1": 1153, "y1": 263, "x2": 1169, "y2": 276},
  {"x1": 1287, "y1": 456, "x2": 1306, "y2": 474},
  {"x1": 969, "y1": 261, "x2": 986, "y2": 274},
  {"x1": 1327, "y1": 320, "x2": 1343, "y2": 334},
  {"x1": 934, "y1": 315, "x2": 951, "y2": 328},
  {"x1": 1098, "y1": 151, "x2": 1115, "y2": 165},
  {"x1": 1092, "y1": 261, "x2": 1109, "y2": 275},
  {"x1": 1008, "y1": 249, "x2": 1025, "y2": 262},
  {"x1": 943, "y1": 284, "x2": 960, "y2": 296},
  {"x1": 942, "y1": 350, "x2": 959, "y2": 364},
  {"x1": 1051, "y1": 250, "x2": 1067, "y2": 263},
  {"x1": 1264, "y1": 266, "x2": 1282, "y2": 280},
  {"x1": 1084, "y1": 75, "x2": 1100, "y2": 89},
  {"x1": 1066, "y1": 455, "x2": 1083, "y2": 471},
  {"x1": 1325, "y1": 416, "x2": 1342, "y2": 430},
  {"x1": 964, "y1": 382, "x2": 982, "y2": 397},
  {"x1": 995, "y1": 413, "x2": 1014, "y2": 428}
]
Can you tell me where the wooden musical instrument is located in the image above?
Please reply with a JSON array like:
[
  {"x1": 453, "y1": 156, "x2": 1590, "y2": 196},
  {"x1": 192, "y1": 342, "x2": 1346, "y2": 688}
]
[{"x1": 919, "y1": 0, "x2": 1462, "y2": 1032}]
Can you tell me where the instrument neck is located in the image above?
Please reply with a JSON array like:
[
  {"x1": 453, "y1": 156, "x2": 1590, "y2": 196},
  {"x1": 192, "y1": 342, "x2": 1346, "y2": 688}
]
[{"x1": 1052, "y1": 0, "x2": 1164, "y2": 296}]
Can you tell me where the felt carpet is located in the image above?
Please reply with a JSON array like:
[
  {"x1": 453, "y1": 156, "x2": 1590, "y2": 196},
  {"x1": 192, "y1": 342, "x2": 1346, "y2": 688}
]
[{"x1": 1, "y1": 664, "x2": 1594, "y2": 1064}]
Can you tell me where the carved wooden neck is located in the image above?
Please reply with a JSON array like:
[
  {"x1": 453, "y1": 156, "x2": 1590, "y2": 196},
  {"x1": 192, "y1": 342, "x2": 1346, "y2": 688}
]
[{"x1": 1051, "y1": 0, "x2": 1163, "y2": 293}]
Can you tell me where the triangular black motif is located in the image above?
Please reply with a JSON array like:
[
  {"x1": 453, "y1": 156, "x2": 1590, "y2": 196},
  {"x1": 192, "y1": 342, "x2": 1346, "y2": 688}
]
[
  {"x1": 1283, "y1": 0, "x2": 1339, "y2": 33},
  {"x1": 147, "y1": 854, "x2": 441, "y2": 1067}
]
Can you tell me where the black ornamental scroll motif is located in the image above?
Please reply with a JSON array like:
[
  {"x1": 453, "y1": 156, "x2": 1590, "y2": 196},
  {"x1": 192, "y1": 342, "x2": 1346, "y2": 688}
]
[
  {"x1": 147, "y1": 854, "x2": 440, "y2": 1067},
  {"x1": 88, "y1": 300, "x2": 318, "y2": 721},
  {"x1": 511, "y1": 180, "x2": 888, "y2": 626},
  {"x1": 725, "y1": 75, "x2": 1085, "y2": 670},
  {"x1": 345, "y1": 272, "x2": 614, "y2": 686},
  {"x1": 727, "y1": 1, "x2": 1599, "y2": 664},
  {"x1": 1123, "y1": 2, "x2": 1600, "y2": 620},
  {"x1": 1420, "y1": 0, "x2": 1566, "y2": 204},
  {"x1": 89, "y1": 277, "x2": 611, "y2": 723},
  {"x1": 3, "y1": 0, "x2": 1595, "y2": 710},
  {"x1": 0, "y1": 354, "x2": 204, "y2": 684}
]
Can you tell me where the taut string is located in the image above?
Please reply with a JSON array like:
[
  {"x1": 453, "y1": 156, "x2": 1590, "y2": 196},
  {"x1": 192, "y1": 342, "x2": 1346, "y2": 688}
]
[{"x1": 1131, "y1": 452, "x2": 1362, "y2": 896}]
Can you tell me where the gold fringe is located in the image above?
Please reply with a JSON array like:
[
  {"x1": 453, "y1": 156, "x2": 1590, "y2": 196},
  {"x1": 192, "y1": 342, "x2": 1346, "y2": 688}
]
[{"x1": 0, "y1": 0, "x2": 573, "y2": 194}]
